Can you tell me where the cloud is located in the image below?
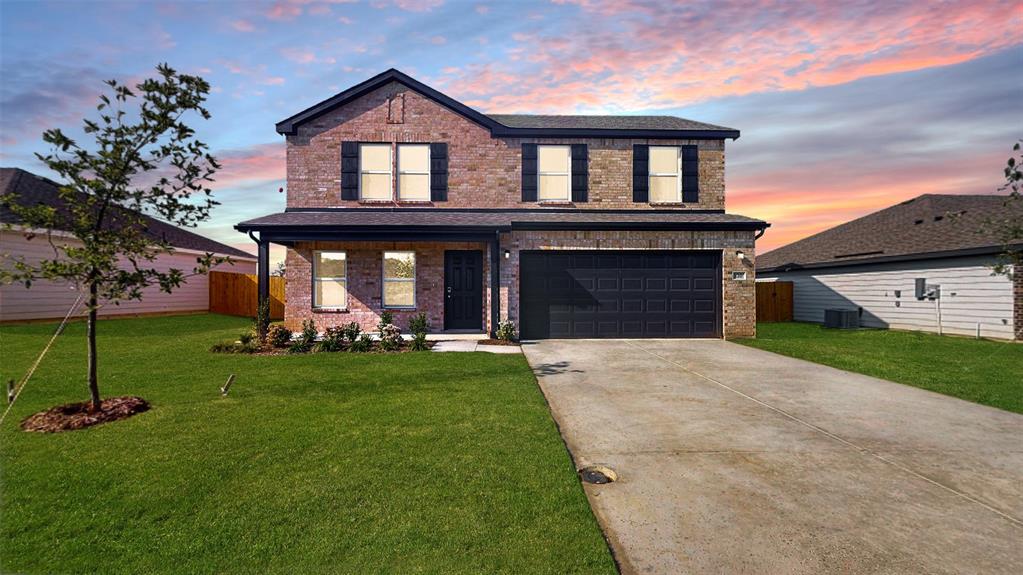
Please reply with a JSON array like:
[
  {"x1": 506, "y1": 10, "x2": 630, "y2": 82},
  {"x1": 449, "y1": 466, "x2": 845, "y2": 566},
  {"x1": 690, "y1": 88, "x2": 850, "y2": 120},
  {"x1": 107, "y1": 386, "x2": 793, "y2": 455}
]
[
  {"x1": 231, "y1": 19, "x2": 256, "y2": 32},
  {"x1": 212, "y1": 142, "x2": 286, "y2": 189},
  {"x1": 394, "y1": 0, "x2": 443, "y2": 12},
  {"x1": 266, "y1": 1, "x2": 302, "y2": 20},
  {"x1": 281, "y1": 47, "x2": 317, "y2": 64},
  {"x1": 474, "y1": 4, "x2": 488, "y2": 14},
  {"x1": 430, "y1": 35, "x2": 446, "y2": 45},
  {"x1": 435, "y1": 0, "x2": 1021, "y2": 113},
  {"x1": 217, "y1": 59, "x2": 286, "y2": 85}
]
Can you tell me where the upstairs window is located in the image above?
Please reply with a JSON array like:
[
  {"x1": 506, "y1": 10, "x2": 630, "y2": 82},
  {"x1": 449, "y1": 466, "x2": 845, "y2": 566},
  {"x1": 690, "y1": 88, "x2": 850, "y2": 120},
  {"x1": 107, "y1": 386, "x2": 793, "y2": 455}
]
[
  {"x1": 537, "y1": 145, "x2": 571, "y2": 201},
  {"x1": 383, "y1": 251, "x2": 416, "y2": 308},
  {"x1": 313, "y1": 251, "x2": 347, "y2": 309},
  {"x1": 359, "y1": 143, "x2": 392, "y2": 200},
  {"x1": 398, "y1": 144, "x2": 431, "y2": 201},
  {"x1": 649, "y1": 146, "x2": 681, "y2": 203}
]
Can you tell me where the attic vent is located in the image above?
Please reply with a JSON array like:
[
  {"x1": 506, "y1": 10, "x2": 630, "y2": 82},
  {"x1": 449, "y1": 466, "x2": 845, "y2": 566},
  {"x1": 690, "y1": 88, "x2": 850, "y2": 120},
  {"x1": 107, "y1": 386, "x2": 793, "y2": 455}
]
[
  {"x1": 833, "y1": 250, "x2": 884, "y2": 259},
  {"x1": 387, "y1": 94, "x2": 405, "y2": 124}
]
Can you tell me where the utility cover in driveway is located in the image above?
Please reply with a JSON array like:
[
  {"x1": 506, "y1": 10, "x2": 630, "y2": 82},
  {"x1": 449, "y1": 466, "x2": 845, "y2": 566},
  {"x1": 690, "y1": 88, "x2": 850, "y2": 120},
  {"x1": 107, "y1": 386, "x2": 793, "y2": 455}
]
[{"x1": 519, "y1": 250, "x2": 721, "y2": 339}]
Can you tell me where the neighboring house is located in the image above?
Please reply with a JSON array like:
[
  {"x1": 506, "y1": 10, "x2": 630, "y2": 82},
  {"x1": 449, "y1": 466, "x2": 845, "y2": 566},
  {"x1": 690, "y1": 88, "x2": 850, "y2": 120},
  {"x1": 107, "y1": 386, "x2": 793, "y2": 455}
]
[
  {"x1": 236, "y1": 69, "x2": 769, "y2": 339},
  {"x1": 758, "y1": 194, "x2": 1023, "y2": 341},
  {"x1": 1, "y1": 167, "x2": 257, "y2": 322}
]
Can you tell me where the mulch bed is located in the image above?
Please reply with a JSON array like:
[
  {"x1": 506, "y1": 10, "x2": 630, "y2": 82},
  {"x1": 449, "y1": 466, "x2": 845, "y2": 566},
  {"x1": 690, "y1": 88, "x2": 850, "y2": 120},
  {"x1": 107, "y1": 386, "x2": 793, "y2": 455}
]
[
  {"x1": 477, "y1": 339, "x2": 520, "y2": 346},
  {"x1": 20, "y1": 396, "x2": 150, "y2": 433}
]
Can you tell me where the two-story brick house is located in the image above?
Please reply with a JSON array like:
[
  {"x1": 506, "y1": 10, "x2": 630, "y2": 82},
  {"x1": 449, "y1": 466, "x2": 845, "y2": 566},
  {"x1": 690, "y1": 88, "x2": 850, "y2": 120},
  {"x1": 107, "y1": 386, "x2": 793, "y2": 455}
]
[{"x1": 236, "y1": 69, "x2": 768, "y2": 339}]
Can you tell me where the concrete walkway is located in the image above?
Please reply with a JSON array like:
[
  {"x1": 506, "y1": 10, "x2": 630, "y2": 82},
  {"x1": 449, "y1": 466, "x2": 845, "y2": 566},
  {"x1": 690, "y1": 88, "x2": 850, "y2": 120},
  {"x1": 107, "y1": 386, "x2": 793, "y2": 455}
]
[
  {"x1": 431, "y1": 340, "x2": 521, "y2": 353},
  {"x1": 522, "y1": 339, "x2": 1023, "y2": 575}
]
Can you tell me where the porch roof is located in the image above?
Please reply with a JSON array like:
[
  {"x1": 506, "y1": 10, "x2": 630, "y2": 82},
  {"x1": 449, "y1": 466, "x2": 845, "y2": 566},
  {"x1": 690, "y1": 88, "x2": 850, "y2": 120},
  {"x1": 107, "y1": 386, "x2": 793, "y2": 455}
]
[{"x1": 235, "y1": 208, "x2": 769, "y2": 237}]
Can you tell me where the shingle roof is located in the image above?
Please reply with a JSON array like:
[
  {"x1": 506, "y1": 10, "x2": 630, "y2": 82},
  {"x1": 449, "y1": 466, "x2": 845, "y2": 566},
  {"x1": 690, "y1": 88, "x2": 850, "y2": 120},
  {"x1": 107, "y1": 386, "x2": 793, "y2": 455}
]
[
  {"x1": 236, "y1": 208, "x2": 767, "y2": 231},
  {"x1": 1, "y1": 167, "x2": 256, "y2": 260},
  {"x1": 757, "y1": 194, "x2": 1023, "y2": 272},
  {"x1": 488, "y1": 114, "x2": 736, "y2": 133}
]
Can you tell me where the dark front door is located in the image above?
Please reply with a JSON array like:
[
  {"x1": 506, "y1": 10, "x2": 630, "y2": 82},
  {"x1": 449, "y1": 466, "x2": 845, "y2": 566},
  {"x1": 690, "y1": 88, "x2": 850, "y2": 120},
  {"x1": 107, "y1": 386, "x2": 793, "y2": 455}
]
[
  {"x1": 520, "y1": 250, "x2": 722, "y2": 339},
  {"x1": 444, "y1": 250, "x2": 484, "y2": 330}
]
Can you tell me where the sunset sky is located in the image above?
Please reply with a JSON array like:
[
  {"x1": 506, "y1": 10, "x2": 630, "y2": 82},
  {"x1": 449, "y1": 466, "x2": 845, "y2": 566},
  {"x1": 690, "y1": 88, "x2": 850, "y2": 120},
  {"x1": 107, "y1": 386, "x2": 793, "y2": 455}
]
[{"x1": 1, "y1": 0, "x2": 1020, "y2": 263}]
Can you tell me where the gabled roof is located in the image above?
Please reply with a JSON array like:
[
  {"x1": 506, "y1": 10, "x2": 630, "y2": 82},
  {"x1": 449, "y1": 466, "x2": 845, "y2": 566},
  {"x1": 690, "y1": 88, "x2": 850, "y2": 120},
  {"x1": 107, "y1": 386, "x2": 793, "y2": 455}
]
[
  {"x1": 276, "y1": 68, "x2": 740, "y2": 140},
  {"x1": 1, "y1": 167, "x2": 256, "y2": 260},
  {"x1": 757, "y1": 194, "x2": 1023, "y2": 273}
]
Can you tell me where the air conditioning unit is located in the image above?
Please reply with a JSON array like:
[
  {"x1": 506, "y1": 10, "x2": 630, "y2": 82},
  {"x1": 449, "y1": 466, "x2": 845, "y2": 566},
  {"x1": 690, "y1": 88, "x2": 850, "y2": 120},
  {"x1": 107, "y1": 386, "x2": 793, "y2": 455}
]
[{"x1": 824, "y1": 308, "x2": 859, "y2": 329}]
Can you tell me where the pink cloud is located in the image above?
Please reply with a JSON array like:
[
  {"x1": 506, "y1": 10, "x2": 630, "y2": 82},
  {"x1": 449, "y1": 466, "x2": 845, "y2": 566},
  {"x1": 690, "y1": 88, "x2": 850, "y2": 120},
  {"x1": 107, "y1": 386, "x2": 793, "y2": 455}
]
[
  {"x1": 475, "y1": 4, "x2": 489, "y2": 14},
  {"x1": 281, "y1": 47, "x2": 317, "y2": 64},
  {"x1": 213, "y1": 142, "x2": 286, "y2": 188},
  {"x1": 231, "y1": 19, "x2": 255, "y2": 32},
  {"x1": 394, "y1": 0, "x2": 443, "y2": 11},
  {"x1": 435, "y1": 1, "x2": 1021, "y2": 113}
]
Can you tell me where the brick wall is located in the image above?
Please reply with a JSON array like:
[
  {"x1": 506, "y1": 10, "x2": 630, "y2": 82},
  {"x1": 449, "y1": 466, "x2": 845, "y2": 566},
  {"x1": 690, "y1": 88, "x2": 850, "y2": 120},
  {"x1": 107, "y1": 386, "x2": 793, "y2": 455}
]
[
  {"x1": 284, "y1": 240, "x2": 491, "y2": 333},
  {"x1": 496, "y1": 230, "x2": 757, "y2": 339},
  {"x1": 287, "y1": 81, "x2": 726, "y2": 211}
]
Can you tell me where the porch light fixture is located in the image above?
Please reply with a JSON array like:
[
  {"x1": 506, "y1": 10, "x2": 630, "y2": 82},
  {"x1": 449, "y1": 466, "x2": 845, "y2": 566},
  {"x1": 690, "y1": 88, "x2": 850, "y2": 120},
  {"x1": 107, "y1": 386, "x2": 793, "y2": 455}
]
[
  {"x1": 503, "y1": 250, "x2": 510, "y2": 259},
  {"x1": 736, "y1": 250, "x2": 746, "y2": 260}
]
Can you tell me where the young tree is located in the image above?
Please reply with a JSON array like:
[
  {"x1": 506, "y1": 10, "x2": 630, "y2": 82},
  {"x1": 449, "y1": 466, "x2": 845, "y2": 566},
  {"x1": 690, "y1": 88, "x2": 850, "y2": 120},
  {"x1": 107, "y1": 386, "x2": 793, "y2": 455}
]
[
  {"x1": 0, "y1": 64, "x2": 226, "y2": 410},
  {"x1": 990, "y1": 140, "x2": 1022, "y2": 278}
]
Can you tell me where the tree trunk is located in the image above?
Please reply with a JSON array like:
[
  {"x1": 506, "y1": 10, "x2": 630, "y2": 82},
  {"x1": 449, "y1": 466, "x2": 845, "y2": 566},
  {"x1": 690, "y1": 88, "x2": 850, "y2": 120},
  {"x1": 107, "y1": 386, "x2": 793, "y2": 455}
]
[{"x1": 87, "y1": 281, "x2": 101, "y2": 411}]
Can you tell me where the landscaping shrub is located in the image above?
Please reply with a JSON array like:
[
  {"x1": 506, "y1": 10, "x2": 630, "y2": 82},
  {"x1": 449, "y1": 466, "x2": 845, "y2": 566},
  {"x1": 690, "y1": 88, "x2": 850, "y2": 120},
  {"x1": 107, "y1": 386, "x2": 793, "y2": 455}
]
[
  {"x1": 238, "y1": 332, "x2": 255, "y2": 346},
  {"x1": 342, "y1": 321, "x2": 361, "y2": 343},
  {"x1": 316, "y1": 326, "x2": 345, "y2": 352},
  {"x1": 349, "y1": 333, "x2": 374, "y2": 352},
  {"x1": 409, "y1": 332, "x2": 429, "y2": 351},
  {"x1": 379, "y1": 324, "x2": 403, "y2": 351},
  {"x1": 266, "y1": 325, "x2": 293, "y2": 348},
  {"x1": 408, "y1": 313, "x2": 428, "y2": 336},
  {"x1": 210, "y1": 341, "x2": 241, "y2": 354},
  {"x1": 378, "y1": 310, "x2": 394, "y2": 334},
  {"x1": 299, "y1": 319, "x2": 318, "y2": 347},
  {"x1": 287, "y1": 340, "x2": 311, "y2": 354},
  {"x1": 497, "y1": 320, "x2": 517, "y2": 341}
]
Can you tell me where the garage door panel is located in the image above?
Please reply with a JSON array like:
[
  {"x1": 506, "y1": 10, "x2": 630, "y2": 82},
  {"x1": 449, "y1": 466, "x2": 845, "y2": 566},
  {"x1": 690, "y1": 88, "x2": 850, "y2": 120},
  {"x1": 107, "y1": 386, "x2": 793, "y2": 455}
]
[{"x1": 520, "y1": 250, "x2": 721, "y2": 339}]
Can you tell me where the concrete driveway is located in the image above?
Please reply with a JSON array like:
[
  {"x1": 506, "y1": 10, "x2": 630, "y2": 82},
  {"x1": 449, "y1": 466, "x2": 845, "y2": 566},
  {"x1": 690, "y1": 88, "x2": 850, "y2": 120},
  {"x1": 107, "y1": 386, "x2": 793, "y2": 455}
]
[{"x1": 522, "y1": 339, "x2": 1023, "y2": 575}]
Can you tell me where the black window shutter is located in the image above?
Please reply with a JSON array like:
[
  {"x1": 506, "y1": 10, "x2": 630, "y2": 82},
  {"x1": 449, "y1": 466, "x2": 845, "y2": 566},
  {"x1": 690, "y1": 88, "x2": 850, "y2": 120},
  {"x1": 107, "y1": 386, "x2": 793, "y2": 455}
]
[
  {"x1": 571, "y1": 144, "x2": 588, "y2": 203},
  {"x1": 341, "y1": 142, "x2": 359, "y2": 200},
  {"x1": 681, "y1": 145, "x2": 699, "y2": 203},
  {"x1": 430, "y1": 143, "x2": 448, "y2": 201},
  {"x1": 632, "y1": 144, "x2": 649, "y2": 203},
  {"x1": 521, "y1": 143, "x2": 538, "y2": 202}
]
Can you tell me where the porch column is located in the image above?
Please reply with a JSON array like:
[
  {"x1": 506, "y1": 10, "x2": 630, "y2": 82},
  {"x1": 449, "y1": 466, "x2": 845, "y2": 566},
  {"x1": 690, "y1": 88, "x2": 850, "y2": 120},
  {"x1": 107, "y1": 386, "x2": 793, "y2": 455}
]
[
  {"x1": 490, "y1": 232, "x2": 500, "y2": 338},
  {"x1": 257, "y1": 237, "x2": 270, "y2": 310}
]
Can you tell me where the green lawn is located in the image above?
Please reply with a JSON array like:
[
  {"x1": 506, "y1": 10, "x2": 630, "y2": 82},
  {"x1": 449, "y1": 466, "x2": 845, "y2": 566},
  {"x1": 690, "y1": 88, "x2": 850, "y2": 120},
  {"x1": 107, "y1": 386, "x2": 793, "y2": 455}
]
[
  {"x1": 0, "y1": 314, "x2": 615, "y2": 575},
  {"x1": 737, "y1": 322, "x2": 1023, "y2": 414}
]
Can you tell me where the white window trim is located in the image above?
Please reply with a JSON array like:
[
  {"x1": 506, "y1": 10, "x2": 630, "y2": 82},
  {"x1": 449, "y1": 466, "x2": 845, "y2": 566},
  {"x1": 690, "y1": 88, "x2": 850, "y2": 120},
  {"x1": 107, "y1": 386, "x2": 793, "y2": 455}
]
[
  {"x1": 358, "y1": 143, "x2": 393, "y2": 200},
  {"x1": 312, "y1": 250, "x2": 347, "y2": 310},
  {"x1": 397, "y1": 143, "x2": 431, "y2": 200},
  {"x1": 537, "y1": 144, "x2": 572, "y2": 202},
  {"x1": 382, "y1": 251, "x2": 416, "y2": 309},
  {"x1": 648, "y1": 145, "x2": 682, "y2": 203}
]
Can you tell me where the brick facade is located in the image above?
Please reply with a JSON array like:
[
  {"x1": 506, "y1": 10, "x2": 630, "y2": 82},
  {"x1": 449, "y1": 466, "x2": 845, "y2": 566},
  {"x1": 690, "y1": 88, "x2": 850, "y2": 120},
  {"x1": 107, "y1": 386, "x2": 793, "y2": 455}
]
[
  {"x1": 279, "y1": 78, "x2": 761, "y2": 339},
  {"x1": 287, "y1": 81, "x2": 726, "y2": 211},
  {"x1": 284, "y1": 240, "x2": 491, "y2": 334}
]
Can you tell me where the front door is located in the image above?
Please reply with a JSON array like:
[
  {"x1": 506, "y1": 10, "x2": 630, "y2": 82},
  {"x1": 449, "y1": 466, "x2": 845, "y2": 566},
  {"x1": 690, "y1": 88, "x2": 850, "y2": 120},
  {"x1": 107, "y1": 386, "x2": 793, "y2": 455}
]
[{"x1": 444, "y1": 250, "x2": 483, "y2": 330}]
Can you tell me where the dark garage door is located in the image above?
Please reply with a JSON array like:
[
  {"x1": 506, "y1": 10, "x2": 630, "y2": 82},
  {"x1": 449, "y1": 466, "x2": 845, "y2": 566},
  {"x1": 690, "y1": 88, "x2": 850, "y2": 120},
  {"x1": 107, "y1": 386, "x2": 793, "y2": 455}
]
[{"x1": 520, "y1": 250, "x2": 721, "y2": 339}]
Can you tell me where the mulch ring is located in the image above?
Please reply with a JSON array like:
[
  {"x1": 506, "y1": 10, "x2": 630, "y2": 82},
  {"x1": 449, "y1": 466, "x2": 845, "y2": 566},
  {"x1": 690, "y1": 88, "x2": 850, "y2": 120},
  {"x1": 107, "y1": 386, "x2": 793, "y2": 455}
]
[
  {"x1": 477, "y1": 339, "x2": 519, "y2": 346},
  {"x1": 20, "y1": 396, "x2": 150, "y2": 433}
]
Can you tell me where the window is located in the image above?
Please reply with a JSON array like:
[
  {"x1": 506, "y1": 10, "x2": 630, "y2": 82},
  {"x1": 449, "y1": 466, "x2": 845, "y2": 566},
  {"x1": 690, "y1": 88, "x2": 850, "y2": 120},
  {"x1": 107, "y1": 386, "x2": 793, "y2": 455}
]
[
  {"x1": 398, "y1": 144, "x2": 430, "y2": 200},
  {"x1": 649, "y1": 146, "x2": 681, "y2": 203},
  {"x1": 537, "y1": 145, "x2": 571, "y2": 201},
  {"x1": 359, "y1": 143, "x2": 392, "y2": 200},
  {"x1": 383, "y1": 251, "x2": 415, "y2": 308},
  {"x1": 313, "y1": 251, "x2": 347, "y2": 309}
]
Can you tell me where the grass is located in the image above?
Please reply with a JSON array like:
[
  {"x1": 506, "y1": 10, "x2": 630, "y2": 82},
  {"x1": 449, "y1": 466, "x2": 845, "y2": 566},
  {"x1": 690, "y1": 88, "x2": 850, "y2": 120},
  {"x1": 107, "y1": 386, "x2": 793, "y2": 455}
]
[
  {"x1": 0, "y1": 314, "x2": 615, "y2": 575},
  {"x1": 737, "y1": 322, "x2": 1023, "y2": 414}
]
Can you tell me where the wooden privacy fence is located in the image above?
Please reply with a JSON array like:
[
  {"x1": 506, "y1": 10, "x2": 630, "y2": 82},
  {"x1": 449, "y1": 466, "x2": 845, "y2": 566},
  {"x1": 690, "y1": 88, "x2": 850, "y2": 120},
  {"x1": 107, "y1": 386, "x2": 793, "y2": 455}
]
[
  {"x1": 756, "y1": 281, "x2": 793, "y2": 322},
  {"x1": 209, "y1": 271, "x2": 285, "y2": 319}
]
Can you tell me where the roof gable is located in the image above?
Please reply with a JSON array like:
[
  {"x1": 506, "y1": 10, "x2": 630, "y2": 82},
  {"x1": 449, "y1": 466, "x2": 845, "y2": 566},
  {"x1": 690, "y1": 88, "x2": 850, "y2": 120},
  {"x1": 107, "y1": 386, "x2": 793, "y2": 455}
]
[
  {"x1": 758, "y1": 194, "x2": 1023, "y2": 272},
  {"x1": 276, "y1": 69, "x2": 739, "y2": 139}
]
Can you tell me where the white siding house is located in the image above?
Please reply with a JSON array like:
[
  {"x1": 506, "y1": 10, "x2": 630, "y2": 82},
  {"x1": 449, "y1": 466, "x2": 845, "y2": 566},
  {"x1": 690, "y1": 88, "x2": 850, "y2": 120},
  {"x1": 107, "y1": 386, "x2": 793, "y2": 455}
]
[
  {"x1": 1, "y1": 168, "x2": 257, "y2": 322},
  {"x1": 759, "y1": 256, "x2": 1015, "y2": 340},
  {"x1": 757, "y1": 194, "x2": 1022, "y2": 341},
  {"x1": 0, "y1": 230, "x2": 255, "y2": 322}
]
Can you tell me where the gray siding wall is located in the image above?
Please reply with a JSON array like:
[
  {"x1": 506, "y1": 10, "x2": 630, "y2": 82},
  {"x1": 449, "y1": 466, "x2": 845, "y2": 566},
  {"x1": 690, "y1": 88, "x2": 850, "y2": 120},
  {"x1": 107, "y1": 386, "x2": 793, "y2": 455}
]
[{"x1": 759, "y1": 255, "x2": 1016, "y2": 340}]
